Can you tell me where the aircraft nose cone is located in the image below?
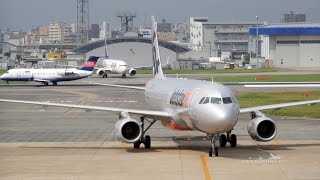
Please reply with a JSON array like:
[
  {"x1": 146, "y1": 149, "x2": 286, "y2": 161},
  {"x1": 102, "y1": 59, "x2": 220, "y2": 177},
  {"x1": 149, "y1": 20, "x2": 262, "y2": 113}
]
[{"x1": 197, "y1": 105, "x2": 238, "y2": 134}]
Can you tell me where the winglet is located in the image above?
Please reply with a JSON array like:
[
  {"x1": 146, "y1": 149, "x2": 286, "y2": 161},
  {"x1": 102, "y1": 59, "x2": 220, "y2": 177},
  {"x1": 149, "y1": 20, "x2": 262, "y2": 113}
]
[
  {"x1": 151, "y1": 16, "x2": 165, "y2": 79},
  {"x1": 80, "y1": 56, "x2": 99, "y2": 71}
]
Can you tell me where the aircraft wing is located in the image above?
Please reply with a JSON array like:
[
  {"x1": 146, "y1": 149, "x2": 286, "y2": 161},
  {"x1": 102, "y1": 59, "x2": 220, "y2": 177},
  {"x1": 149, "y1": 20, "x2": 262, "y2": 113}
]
[
  {"x1": 33, "y1": 79, "x2": 51, "y2": 83},
  {"x1": 90, "y1": 82, "x2": 145, "y2": 90},
  {"x1": 221, "y1": 82, "x2": 320, "y2": 87},
  {"x1": 240, "y1": 99, "x2": 320, "y2": 113},
  {"x1": 0, "y1": 98, "x2": 169, "y2": 118}
]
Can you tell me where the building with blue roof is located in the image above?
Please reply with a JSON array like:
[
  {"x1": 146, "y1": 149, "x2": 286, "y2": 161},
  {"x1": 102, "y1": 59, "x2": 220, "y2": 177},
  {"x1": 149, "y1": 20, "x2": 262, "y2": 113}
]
[{"x1": 249, "y1": 24, "x2": 320, "y2": 68}]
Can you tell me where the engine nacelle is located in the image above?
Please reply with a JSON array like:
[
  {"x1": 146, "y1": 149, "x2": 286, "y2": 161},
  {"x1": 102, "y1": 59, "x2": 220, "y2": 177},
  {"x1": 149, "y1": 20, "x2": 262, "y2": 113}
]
[
  {"x1": 114, "y1": 114, "x2": 142, "y2": 143},
  {"x1": 96, "y1": 69, "x2": 105, "y2": 76},
  {"x1": 129, "y1": 68, "x2": 136, "y2": 76},
  {"x1": 247, "y1": 113, "x2": 277, "y2": 142},
  {"x1": 57, "y1": 69, "x2": 75, "y2": 76}
]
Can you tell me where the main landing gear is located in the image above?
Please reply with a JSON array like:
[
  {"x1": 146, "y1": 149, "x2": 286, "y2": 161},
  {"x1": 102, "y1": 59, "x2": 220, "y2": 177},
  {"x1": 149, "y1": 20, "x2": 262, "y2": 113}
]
[
  {"x1": 208, "y1": 131, "x2": 237, "y2": 157},
  {"x1": 133, "y1": 117, "x2": 156, "y2": 149},
  {"x1": 102, "y1": 74, "x2": 107, "y2": 78}
]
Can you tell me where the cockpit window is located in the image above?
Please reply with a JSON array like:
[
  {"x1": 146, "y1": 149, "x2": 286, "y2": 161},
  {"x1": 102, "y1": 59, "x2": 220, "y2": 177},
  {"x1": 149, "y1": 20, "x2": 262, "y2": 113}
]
[
  {"x1": 203, "y1": 97, "x2": 210, "y2": 104},
  {"x1": 199, "y1": 97, "x2": 205, "y2": 104},
  {"x1": 222, "y1": 97, "x2": 232, "y2": 104},
  {"x1": 211, "y1": 97, "x2": 222, "y2": 104}
]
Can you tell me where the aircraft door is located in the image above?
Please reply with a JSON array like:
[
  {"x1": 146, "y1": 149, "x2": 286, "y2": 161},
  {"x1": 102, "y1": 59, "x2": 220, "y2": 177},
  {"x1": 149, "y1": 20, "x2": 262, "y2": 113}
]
[{"x1": 188, "y1": 88, "x2": 200, "y2": 115}]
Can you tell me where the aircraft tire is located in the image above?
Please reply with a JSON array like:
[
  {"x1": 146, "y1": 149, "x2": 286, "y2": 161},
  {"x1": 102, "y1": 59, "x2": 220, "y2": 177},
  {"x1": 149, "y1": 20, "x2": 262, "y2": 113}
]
[
  {"x1": 230, "y1": 134, "x2": 237, "y2": 147},
  {"x1": 144, "y1": 135, "x2": 151, "y2": 149},
  {"x1": 134, "y1": 141, "x2": 141, "y2": 149},
  {"x1": 214, "y1": 147, "x2": 219, "y2": 156},
  {"x1": 209, "y1": 147, "x2": 213, "y2": 157},
  {"x1": 219, "y1": 134, "x2": 227, "y2": 147}
]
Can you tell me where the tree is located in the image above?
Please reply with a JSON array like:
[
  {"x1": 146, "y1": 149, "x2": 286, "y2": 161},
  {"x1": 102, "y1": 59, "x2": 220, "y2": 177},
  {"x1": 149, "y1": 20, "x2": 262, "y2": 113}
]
[{"x1": 4, "y1": 52, "x2": 11, "y2": 58}]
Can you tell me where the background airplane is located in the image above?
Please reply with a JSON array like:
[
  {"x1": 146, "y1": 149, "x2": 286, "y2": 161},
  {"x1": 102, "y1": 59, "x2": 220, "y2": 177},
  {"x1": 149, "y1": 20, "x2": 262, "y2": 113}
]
[
  {"x1": 95, "y1": 37, "x2": 151, "y2": 78},
  {"x1": 0, "y1": 56, "x2": 99, "y2": 86},
  {"x1": 0, "y1": 17, "x2": 319, "y2": 157}
]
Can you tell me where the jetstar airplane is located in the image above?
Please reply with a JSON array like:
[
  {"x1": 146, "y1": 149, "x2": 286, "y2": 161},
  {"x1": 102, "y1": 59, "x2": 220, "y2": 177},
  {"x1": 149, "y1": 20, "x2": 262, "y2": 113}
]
[
  {"x1": 0, "y1": 17, "x2": 319, "y2": 157},
  {"x1": 0, "y1": 56, "x2": 99, "y2": 86},
  {"x1": 95, "y1": 36, "x2": 151, "y2": 78}
]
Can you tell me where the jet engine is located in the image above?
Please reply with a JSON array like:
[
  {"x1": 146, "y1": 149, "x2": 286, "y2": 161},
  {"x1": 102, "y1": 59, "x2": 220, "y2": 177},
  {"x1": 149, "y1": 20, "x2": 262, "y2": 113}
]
[
  {"x1": 57, "y1": 69, "x2": 75, "y2": 76},
  {"x1": 96, "y1": 69, "x2": 105, "y2": 76},
  {"x1": 115, "y1": 113, "x2": 142, "y2": 143},
  {"x1": 247, "y1": 111, "x2": 277, "y2": 142},
  {"x1": 129, "y1": 68, "x2": 137, "y2": 76}
]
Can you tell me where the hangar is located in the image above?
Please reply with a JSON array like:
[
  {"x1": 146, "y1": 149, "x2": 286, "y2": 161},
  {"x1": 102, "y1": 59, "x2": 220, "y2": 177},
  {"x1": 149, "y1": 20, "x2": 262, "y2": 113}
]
[
  {"x1": 249, "y1": 24, "x2": 320, "y2": 68},
  {"x1": 72, "y1": 37, "x2": 190, "y2": 67}
]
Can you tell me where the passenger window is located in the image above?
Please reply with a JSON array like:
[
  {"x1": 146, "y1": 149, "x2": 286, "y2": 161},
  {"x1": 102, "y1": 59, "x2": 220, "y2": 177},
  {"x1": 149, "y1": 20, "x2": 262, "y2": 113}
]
[
  {"x1": 199, "y1": 97, "x2": 205, "y2": 104},
  {"x1": 211, "y1": 97, "x2": 222, "y2": 104},
  {"x1": 222, "y1": 97, "x2": 232, "y2": 104},
  {"x1": 203, "y1": 97, "x2": 209, "y2": 104}
]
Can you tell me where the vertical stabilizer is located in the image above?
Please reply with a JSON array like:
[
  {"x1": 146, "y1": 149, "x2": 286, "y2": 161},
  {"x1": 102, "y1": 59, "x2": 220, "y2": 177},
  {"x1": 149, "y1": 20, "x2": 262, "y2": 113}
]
[
  {"x1": 151, "y1": 16, "x2": 165, "y2": 79},
  {"x1": 80, "y1": 56, "x2": 99, "y2": 71}
]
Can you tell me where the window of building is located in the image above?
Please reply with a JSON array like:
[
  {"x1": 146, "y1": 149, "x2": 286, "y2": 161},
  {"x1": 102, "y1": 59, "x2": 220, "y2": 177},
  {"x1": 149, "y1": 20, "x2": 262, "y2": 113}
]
[
  {"x1": 277, "y1": 40, "x2": 300, "y2": 44},
  {"x1": 300, "y1": 40, "x2": 320, "y2": 44}
]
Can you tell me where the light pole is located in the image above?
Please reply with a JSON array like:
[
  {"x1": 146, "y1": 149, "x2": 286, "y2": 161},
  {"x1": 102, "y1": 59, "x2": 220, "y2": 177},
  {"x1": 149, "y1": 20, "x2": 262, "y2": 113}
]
[{"x1": 256, "y1": 16, "x2": 259, "y2": 68}]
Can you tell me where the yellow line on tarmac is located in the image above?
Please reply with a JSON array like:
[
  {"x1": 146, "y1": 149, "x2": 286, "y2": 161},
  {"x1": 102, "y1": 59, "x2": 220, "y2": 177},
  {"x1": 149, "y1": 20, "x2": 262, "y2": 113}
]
[{"x1": 200, "y1": 154, "x2": 211, "y2": 180}]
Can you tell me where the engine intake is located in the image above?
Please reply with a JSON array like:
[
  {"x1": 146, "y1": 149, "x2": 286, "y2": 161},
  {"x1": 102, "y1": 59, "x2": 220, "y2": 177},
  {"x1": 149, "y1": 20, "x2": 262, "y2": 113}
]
[
  {"x1": 115, "y1": 113, "x2": 142, "y2": 143},
  {"x1": 247, "y1": 112, "x2": 277, "y2": 142},
  {"x1": 129, "y1": 68, "x2": 136, "y2": 76},
  {"x1": 96, "y1": 69, "x2": 105, "y2": 76}
]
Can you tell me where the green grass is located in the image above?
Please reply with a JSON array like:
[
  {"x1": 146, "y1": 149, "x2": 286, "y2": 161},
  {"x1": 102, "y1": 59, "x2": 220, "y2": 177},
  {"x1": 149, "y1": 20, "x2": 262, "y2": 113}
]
[
  {"x1": 0, "y1": 69, "x2": 5, "y2": 75},
  {"x1": 138, "y1": 68, "x2": 277, "y2": 74},
  {"x1": 236, "y1": 91, "x2": 320, "y2": 118},
  {"x1": 208, "y1": 74, "x2": 320, "y2": 82}
]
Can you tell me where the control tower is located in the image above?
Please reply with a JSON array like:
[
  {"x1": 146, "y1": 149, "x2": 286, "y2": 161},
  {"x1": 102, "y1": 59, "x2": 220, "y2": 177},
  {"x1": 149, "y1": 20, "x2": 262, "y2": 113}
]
[{"x1": 116, "y1": 10, "x2": 136, "y2": 32}]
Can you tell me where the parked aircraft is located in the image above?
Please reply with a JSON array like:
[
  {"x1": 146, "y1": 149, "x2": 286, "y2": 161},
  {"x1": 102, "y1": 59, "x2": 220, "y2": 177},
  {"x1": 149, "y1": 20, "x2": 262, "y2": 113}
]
[
  {"x1": 0, "y1": 17, "x2": 319, "y2": 157},
  {"x1": 0, "y1": 56, "x2": 99, "y2": 86},
  {"x1": 95, "y1": 36, "x2": 150, "y2": 78}
]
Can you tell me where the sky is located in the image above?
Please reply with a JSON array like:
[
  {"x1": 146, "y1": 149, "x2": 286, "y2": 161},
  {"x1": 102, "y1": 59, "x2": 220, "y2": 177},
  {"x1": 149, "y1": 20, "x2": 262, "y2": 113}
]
[{"x1": 1, "y1": 0, "x2": 320, "y2": 31}]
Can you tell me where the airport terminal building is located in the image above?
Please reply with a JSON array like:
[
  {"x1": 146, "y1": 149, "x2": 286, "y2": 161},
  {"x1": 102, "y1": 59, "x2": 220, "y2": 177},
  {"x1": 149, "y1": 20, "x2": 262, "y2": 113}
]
[{"x1": 250, "y1": 24, "x2": 320, "y2": 68}]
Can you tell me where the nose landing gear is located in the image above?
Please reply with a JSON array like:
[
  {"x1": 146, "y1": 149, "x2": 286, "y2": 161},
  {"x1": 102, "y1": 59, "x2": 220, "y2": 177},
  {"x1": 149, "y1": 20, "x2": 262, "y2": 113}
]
[
  {"x1": 208, "y1": 134, "x2": 219, "y2": 157},
  {"x1": 208, "y1": 131, "x2": 238, "y2": 157}
]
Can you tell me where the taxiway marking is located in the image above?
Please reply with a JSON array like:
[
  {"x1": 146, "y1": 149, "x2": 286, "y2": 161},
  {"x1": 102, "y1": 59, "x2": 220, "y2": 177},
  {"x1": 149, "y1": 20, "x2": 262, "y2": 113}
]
[{"x1": 200, "y1": 154, "x2": 211, "y2": 180}]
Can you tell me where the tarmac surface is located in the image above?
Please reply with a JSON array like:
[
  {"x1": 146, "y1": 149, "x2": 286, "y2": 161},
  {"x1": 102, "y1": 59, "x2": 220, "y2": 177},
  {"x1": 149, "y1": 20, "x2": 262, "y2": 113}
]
[{"x1": 0, "y1": 75, "x2": 320, "y2": 180}]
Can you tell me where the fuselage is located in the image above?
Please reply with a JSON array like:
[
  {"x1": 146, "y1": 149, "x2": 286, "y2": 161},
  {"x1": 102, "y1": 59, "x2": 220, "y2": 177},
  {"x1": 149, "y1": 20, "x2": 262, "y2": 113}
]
[
  {"x1": 101, "y1": 59, "x2": 128, "y2": 74},
  {"x1": 145, "y1": 77, "x2": 240, "y2": 134},
  {"x1": 0, "y1": 68, "x2": 92, "y2": 82}
]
